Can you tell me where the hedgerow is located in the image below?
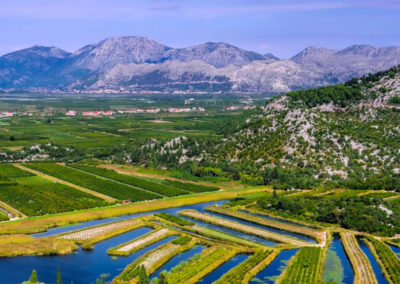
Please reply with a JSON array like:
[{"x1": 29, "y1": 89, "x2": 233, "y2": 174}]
[{"x1": 162, "y1": 179, "x2": 219, "y2": 193}]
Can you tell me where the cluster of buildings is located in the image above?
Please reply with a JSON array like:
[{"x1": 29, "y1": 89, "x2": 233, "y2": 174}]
[
  {"x1": 0, "y1": 112, "x2": 15, "y2": 118},
  {"x1": 224, "y1": 105, "x2": 256, "y2": 111},
  {"x1": 65, "y1": 107, "x2": 207, "y2": 117}
]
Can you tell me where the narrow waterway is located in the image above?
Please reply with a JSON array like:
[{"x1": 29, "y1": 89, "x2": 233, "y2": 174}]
[
  {"x1": 0, "y1": 228, "x2": 179, "y2": 284},
  {"x1": 249, "y1": 249, "x2": 299, "y2": 284},
  {"x1": 322, "y1": 236, "x2": 354, "y2": 284},
  {"x1": 389, "y1": 244, "x2": 400, "y2": 259}
]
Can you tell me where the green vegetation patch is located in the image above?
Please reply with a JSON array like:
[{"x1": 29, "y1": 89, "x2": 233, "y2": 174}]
[
  {"x1": 172, "y1": 235, "x2": 192, "y2": 245},
  {"x1": 162, "y1": 179, "x2": 219, "y2": 193},
  {"x1": 155, "y1": 212, "x2": 194, "y2": 226},
  {"x1": 215, "y1": 249, "x2": 273, "y2": 284}
]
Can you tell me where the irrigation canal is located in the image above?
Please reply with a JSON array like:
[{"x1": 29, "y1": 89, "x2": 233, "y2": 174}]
[{"x1": 0, "y1": 200, "x2": 354, "y2": 284}]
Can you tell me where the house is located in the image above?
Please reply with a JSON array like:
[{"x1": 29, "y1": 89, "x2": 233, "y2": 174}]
[{"x1": 65, "y1": 110, "x2": 77, "y2": 116}]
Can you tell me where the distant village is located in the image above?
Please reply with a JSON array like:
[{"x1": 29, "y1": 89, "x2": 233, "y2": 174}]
[{"x1": 1, "y1": 105, "x2": 255, "y2": 119}]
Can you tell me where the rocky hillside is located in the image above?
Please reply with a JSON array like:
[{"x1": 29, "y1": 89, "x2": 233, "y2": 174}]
[
  {"x1": 1, "y1": 36, "x2": 400, "y2": 93},
  {"x1": 131, "y1": 66, "x2": 400, "y2": 189}
]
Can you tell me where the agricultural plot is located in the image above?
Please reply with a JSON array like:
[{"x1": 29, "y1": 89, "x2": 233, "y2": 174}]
[
  {"x1": 24, "y1": 163, "x2": 160, "y2": 201},
  {"x1": 278, "y1": 247, "x2": 322, "y2": 284},
  {"x1": 108, "y1": 228, "x2": 173, "y2": 256},
  {"x1": 0, "y1": 176, "x2": 107, "y2": 216},
  {"x1": 115, "y1": 236, "x2": 198, "y2": 282},
  {"x1": 214, "y1": 249, "x2": 274, "y2": 284},
  {"x1": 162, "y1": 179, "x2": 219, "y2": 193},
  {"x1": 206, "y1": 205, "x2": 322, "y2": 242},
  {"x1": 59, "y1": 218, "x2": 149, "y2": 249},
  {"x1": 0, "y1": 164, "x2": 33, "y2": 179},
  {"x1": 365, "y1": 237, "x2": 400, "y2": 284},
  {"x1": 163, "y1": 246, "x2": 239, "y2": 284},
  {"x1": 341, "y1": 233, "x2": 377, "y2": 284},
  {"x1": 179, "y1": 209, "x2": 310, "y2": 246},
  {"x1": 68, "y1": 164, "x2": 188, "y2": 197}
]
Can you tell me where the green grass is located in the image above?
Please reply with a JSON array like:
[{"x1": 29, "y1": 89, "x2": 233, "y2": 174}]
[{"x1": 155, "y1": 212, "x2": 195, "y2": 226}]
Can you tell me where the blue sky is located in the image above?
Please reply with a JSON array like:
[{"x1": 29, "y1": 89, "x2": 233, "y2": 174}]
[{"x1": 1, "y1": 0, "x2": 400, "y2": 58}]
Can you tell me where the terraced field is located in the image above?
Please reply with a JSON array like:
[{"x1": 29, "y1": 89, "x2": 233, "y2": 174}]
[
  {"x1": 341, "y1": 232, "x2": 377, "y2": 284},
  {"x1": 179, "y1": 209, "x2": 310, "y2": 246}
]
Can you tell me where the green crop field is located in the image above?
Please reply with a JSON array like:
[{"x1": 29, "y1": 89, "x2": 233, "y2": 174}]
[
  {"x1": 279, "y1": 247, "x2": 322, "y2": 284},
  {"x1": 0, "y1": 164, "x2": 33, "y2": 179},
  {"x1": 0, "y1": 175, "x2": 107, "y2": 216},
  {"x1": 24, "y1": 163, "x2": 160, "y2": 201},
  {"x1": 68, "y1": 164, "x2": 188, "y2": 197},
  {"x1": 366, "y1": 237, "x2": 400, "y2": 283}
]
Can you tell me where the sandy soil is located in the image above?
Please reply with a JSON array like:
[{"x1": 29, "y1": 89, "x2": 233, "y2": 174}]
[{"x1": 117, "y1": 228, "x2": 169, "y2": 252}]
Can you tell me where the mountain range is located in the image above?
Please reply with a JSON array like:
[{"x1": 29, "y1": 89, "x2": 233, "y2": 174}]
[{"x1": 1, "y1": 36, "x2": 400, "y2": 93}]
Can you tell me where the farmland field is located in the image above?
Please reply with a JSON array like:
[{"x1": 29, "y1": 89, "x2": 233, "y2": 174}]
[
  {"x1": 0, "y1": 168, "x2": 108, "y2": 216},
  {"x1": 278, "y1": 247, "x2": 322, "y2": 284},
  {"x1": 68, "y1": 164, "x2": 189, "y2": 197},
  {"x1": 24, "y1": 163, "x2": 160, "y2": 201}
]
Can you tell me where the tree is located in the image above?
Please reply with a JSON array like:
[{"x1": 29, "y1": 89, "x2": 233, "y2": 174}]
[
  {"x1": 158, "y1": 271, "x2": 168, "y2": 284},
  {"x1": 57, "y1": 268, "x2": 62, "y2": 284},
  {"x1": 138, "y1": 265, "x2": 149, "y2": 284},
  {"x1": 29, "y1": 270, "x2": 38, "y2": 283}
]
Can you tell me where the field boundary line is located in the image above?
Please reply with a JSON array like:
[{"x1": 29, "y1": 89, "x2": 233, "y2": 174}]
[
  {"x1": 14, "y1": 164, "x2": 117, "y2": 202},
  {"x1": 64, "y1": 164, "x2": 165, "y2": 198},
  {"x1": 0, "y1": 200, "x2": 26, "y2": 218},
  {"x1": 341, "y1": 232, "x2": 377, "y2": 284}
]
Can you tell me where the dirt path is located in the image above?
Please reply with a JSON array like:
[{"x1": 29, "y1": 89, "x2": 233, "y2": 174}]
[
  {"x1": 0, "y1": 200, "x2": 26, "y2": 218},
  {"x1": 59, "y1": 219, "x2": 140, "y2": 241},
  {"x1": 341, "y1": 232, "x2": 377, "y2": 284},
  {"x1": 117, "y1": 228, "x2": 169, "y2": 252},
  {"x1": 14, "y1": 164, "x2": 116, "y2": 202},
  {"x1": 180, "y1": 210, "x2": 310, "y2": 247}
]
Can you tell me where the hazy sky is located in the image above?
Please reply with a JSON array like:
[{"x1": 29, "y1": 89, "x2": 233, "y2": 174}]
[{"x1": 1, "y1": 0, "x2": 400, "y2": 58}]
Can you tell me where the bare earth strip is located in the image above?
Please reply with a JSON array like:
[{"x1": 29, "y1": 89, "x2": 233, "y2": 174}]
[
  {"x1": 341, "y1": 232, "x2": 377, "y2": 284},
  {"x1": 179, "y1": 210, "x2": 310, "y2": 247},
  {"x1": 0, "y1": 200, "x2": 26, "y2": 218},
  {"x1": 59, "y1": 219, "x2": 140, "y2": 241},
  {"x1": 14, "y1": 164, "x2": 116, "y2": 202},
  {"x1": 117, "y1": 228, "x2": 170, "y2": 252},
  {"x1": 141, "y1": 243, "x2": 179, "y2": 270}
]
